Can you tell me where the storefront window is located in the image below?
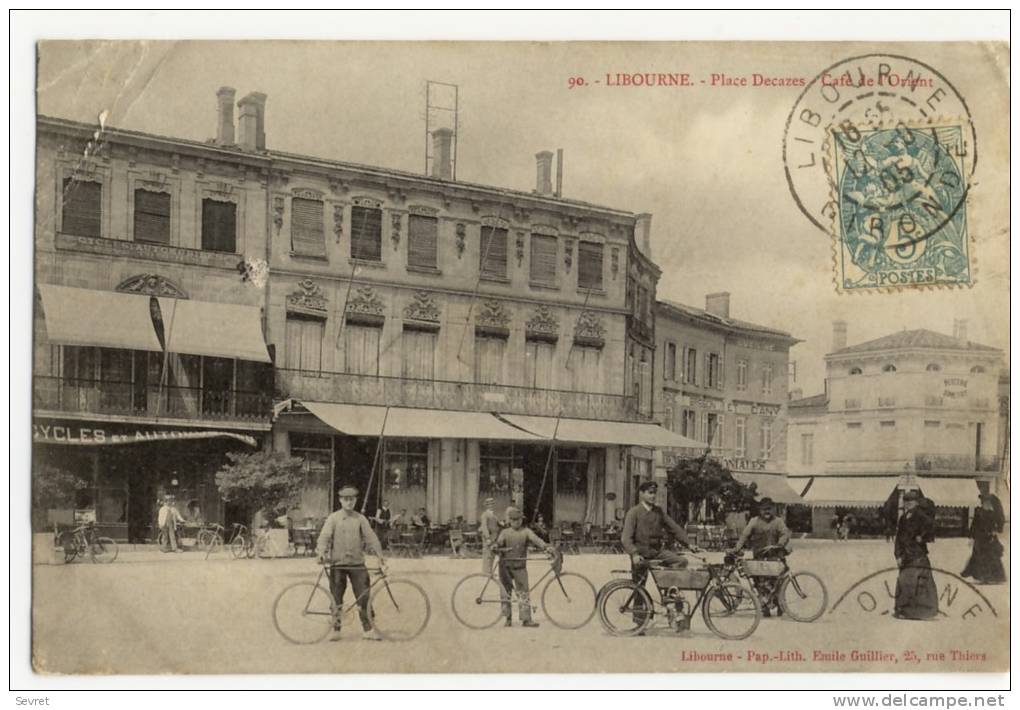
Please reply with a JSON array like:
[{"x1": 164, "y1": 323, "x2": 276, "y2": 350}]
[
  {"x1": 291, "y1": 432, "x2": 332, "y2": 523},
  {"x1": 384, "y1": 439, "x2": 429, "y2": 490},
  {"x1": 556, "y1": 447, "x2": 590, "y2": 523},
  {"x1": 479, "y1": 443, "x2": 520, "y2": 494}
]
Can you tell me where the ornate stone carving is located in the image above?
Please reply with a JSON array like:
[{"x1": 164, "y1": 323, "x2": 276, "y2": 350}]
[
  {"x1": 455, "y1": 224, "x2": 466, "y2": 258},
  {"x1": 515, "y1": 232, "x2": 525, "y2": 267},
  {"x1": 481, "y1": 216, "x2": 510, "y2": 229},
  {"x1": 564, "y1": 239, "x2": 574, "y2": 272},
  {"x1": 409, "y1": 204, "x2": 439, "y2": 217},
  {"x1": 526, "y1": 305, "x2": 559, "y2": 339},
  {"x1": 532, "y1": 224, "x2": 558, "y2": 236},
  {"x1": 391, "y1": 213, "x2": 402, "y2": 251},
  {"x1": 333, "y1": 204, "x2": 343, "y2": 243},
  {"x1": 292, "y1": 188, "x2": 323, "y2": 200},
  {"x1": 574, "y1": 311, "x2": 605, "y2": 347},
  {"x1": 352, "y1": 196, "x2": 382, "y2": 209},
  {"x1": 287, "y1": 279, "x2": 327, "y2": 316},
  {"x1": 579, "y1": 231, "x2": 605, "y2": 243},
  {"x1": 210, "y1": 181, "x2": 234, "y2": 196},
  {"x1": 346, "y1": 285, "x2": 385, "y2": 318},
  {"x1": 404, "y1": 290, "x2": 440, "y2": 323},
  {"x1": 273, "y1": 196, "x2": 285, "y2": 233},
  {"x1": 611, "y1": 247, "x2": 620, "y2": 279},
  {"x1": 476, "y1": 299, "x2": 511, "y2": 330},
  {"x1": 116, "y1": 273, "x2": 189, "y2": 299}
]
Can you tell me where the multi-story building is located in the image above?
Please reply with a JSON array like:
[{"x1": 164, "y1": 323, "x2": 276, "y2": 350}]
[
  {"x1": 31, "y1": 87, "x2": 696, "y2": 538},
  {"x1": 652, "y1": 294, "x2": 802, "y2": 508},
  {"x1": 267, "y1": 119, "x2": 677, "y2": 526},
  {"x1": 33, "y1": 103, "x2": 275, "y2": 541},
  {"x1": 787, "y1": 321, "x2": 1004, "y2": 534}
]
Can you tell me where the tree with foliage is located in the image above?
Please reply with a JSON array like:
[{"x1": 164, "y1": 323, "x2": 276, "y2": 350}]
[
  {"x1": 33, "y1": 464, "x2": 89, "y2": 511},
  {"x1": 665, "y1": 454, "x2": 758, "y2": 525},
  {"x1": 32, "y1": 464, "x2": 89, "y2": 532},
  {"x1": 214, "y1": 450, "x2": 305, "y2": 524}
]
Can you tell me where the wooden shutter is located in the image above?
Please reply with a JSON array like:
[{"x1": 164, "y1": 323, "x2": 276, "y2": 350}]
[
  {"x1": 133, "y1": 189, "x2": 170, "y2": 244},
  {"x1": 344, "y1": 323, "x2": 381, "y2": 375},
  {"x1": 578, "y1": 242, "x2": 604, "y2": 289},
  {"x1": 291, "y1": 197, "x2": 326, "y2": 258},
  {"x1": 717, "y1": 355, "x2": 724, "y2": 390},
  {"x1": 402, "y1": 329, "x2": 436, "y2": 380},
  {"x1": 350, "y1": 206, "x2": 382, "y2": 261},
  {"x1": 61, "y1": 179, "x2": 102, "y2": 237},
  {"x1": 201, "y1": 199, "x2": 236, "y2": 253},
  {"x1": 408, "y1": 215, "x2": 438, "y2": 269},
  {"x1": 479, "y1": 227, "x2": 507, "y2": 278},
  {"x1": 529, "y1": 234, "x2": 557, "y2": 284}
]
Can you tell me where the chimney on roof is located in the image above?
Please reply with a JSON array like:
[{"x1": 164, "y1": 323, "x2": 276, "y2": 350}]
[
  {"x1": 705, "y1": 292, "x2": 731, "y2": 319},
  {"x1": 216, "y1": 86, "x2": 236, "y2": 145},
  {"x1": 535, "y1": 151, "x2": 554, "y2": 195},
  {"x1": 635, "y1": 213, "x2": 653, "y2": 259},
  {"x1": 237, "y1": 92, "x2": 267, "y2": 151},
  {"x1": 832, "y1": 320, "x2": 848, "y2": 351},
  {"x1": 431, "y1": 128, "x2": 454, "y2": 180},
  {"x1": 953, "y1": 318, "x2": 969, "y2": 343}
]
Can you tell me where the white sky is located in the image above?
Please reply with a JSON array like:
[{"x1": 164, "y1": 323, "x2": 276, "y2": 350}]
[{"x1": 34, "y1": 38, "x2": 1011, "y2": 394}]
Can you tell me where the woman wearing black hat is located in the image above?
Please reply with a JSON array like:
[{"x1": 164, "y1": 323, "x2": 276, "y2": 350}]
[
  {"x1": 893, "y1": 490, "x2": 939, "y2": 620},
  {"x1": 961, "y1": 494, "x2": 1006, "y2": 585}
]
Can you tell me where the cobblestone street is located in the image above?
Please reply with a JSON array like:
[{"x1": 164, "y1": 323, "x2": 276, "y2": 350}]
[{"x1": 33, "y1": 537, "x2": 1009, "y2": 675}]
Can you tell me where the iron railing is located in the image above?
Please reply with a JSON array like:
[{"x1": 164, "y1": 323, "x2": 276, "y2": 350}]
[
  {"x1": 33, "y1": 376, "x2": 271, "y2": 422},
  {"x1": 276, "y1": 368, "x2": 644, "y2": 421}
]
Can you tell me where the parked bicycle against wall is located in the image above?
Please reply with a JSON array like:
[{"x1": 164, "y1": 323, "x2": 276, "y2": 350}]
[
  {"x1": 57, "y1": 522, "x2": 118, "y2": 564},
  {"x1": 272, "y1": 562, "x2": 431, "y2": 643},
  {"x1": 597, "y1": 552, "x2": 762, "y2": 640},
  {"x1": 728, "y1": 545, "x2": 828, "y2": 622},
  {"x1": 450, "y1": 547, "x2": 598, "y2": 630}
]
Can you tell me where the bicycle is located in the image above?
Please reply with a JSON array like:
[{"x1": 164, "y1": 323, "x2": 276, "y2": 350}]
[
  {"x1": 597, "y1": 552, "x2": 762, "y2": 640},
  {"x1": 219, "y1": 523, "x2": 256, "y2": 559},
  {"x1": 272, "y1": 562, "x2": 431, "y2": 643},
  {"x1": 57, "y1": 522, "x2": 118, "y2": 564},
  {"x1": 730, "y1": 545, "x2": 828, "y2": 622},
  {"x1": 450, "y1": 546, "x2": 598, "y2": 630},
  {"x1": 252, "y1": 526, "x2": 295, "y2": 559}
]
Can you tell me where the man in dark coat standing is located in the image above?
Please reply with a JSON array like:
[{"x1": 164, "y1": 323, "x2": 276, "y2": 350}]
[{"x1": 893, "y1": 489, "x2": 939, "y2": 620}]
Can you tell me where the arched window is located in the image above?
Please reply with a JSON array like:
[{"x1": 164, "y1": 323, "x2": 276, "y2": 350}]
[
  {"x1": 926, "y1": 363, "x2": 942, "y2": 372},
  {"x1": 882, "y1": 364, "x2": 897, "y2": 373},
  {"x1": 849, "y1": 367, "x2": 863, "y2": 376},
  {"x1": 970, "y1": 365, "x2": 986, "y2": 374}
]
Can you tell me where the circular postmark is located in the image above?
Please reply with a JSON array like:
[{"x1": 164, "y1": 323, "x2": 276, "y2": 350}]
[
  {"x1": 783, "y1": 54, "x2": 978, "y2": 236},
  {"x1": 783, "y1": 54, "x2": 978, "y2": 291},
  {"x1": 830, "y1": 565, "x2": 997, "y2": 620}
]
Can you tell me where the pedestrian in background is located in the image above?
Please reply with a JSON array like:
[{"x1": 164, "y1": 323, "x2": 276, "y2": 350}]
[
  {"x1": 478, "y1": 497, "x2": 500, "y2": 574},
  {"x1": 961, "y1": 494, "x2": 1006, "y2": 585},
  {"x1": 158, "y1": 494, "x2": 185, "y2": 553},
  {"x1": 893, "y1": 490, "x2": 939, "y2": 620}
]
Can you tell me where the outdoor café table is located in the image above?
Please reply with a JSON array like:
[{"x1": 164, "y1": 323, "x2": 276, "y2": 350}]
[{"x1": 461, "y1": 530, "x2": 480, "y2": 553}]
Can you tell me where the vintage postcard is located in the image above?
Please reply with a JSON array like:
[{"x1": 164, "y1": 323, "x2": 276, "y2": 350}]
[{"x1": 28, "y1": 38, "x2": 1009, "y2": 676}]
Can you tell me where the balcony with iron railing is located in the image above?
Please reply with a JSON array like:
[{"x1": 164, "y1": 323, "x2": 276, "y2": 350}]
[
  {"x1": 276, "y1": 369, "x2": 645, "y2": 421},
  {"x1": 915, "y1": 453, "x2": 1001, "y2": 474},
  {"x1": 33, "y1": 376, "x2": 271, "y2": 424}
]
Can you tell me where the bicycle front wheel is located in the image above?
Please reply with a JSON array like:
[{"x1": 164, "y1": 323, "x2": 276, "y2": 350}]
[
  {"x1": 778, "y1": 571, "x2": 828, "y2": 622},
  {"x1": 702, "y1": 582, "x2": 761, "y2": 640},
  {"x1": 370, "y1": 578, "x2": 431, "y2": 641},
  {"x1": 256, "y1": 536, "x2": 272, "y2": 559},
  {"x1": 230, "y1": 535, "x2": 247, "y2": 559},
  {"x1": 90, "y1": 537, "x2": 118, "y2": 563},
  {"x1": 272, "y1": 582, "x2": 334, "y2": 645},
  {"x1": 450, "y1": 573, "x2": 505, "y2": 629},
  {"x1": 541, "y1": 572, "x2": 597, "y2": 629},
  {"x1": 597, "y1": 580, "x2": 653, "y2": 637},
  {"x1": 203, "y1": 533, "x2": 224, "y2": 559}
]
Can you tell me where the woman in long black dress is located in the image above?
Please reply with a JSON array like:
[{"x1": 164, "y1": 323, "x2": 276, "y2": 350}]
[
  {"x1": 893, "y1": 490, "x2": 939, "y2": 620},
  {"x1": 961, "y1": 494, "x2": 1006, "y2": 584}
]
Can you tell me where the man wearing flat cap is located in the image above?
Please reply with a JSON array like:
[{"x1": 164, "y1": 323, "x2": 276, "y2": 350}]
[
  {"x1": 622, "y1": 480, "x2": 695, "y2": 578},
  {"x1": 316, "y1": 485, "x2": 386, "y2": 641},
  {"x1": 492, "y1": 506, "x2": 551, "y2": 627}
]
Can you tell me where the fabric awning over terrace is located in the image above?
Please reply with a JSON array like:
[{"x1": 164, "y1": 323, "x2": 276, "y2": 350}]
[{"x1": 39, "y1": 284, "x2": 163, "y2": 352}]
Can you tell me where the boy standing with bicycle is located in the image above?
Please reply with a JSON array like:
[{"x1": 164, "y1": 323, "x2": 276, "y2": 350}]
[
  {"x1": 493, "y1": 507, "x2": 551, "y2": 628},
  {"x1": 316, "y1": 485, "x2": 386, "y2": 641}
]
